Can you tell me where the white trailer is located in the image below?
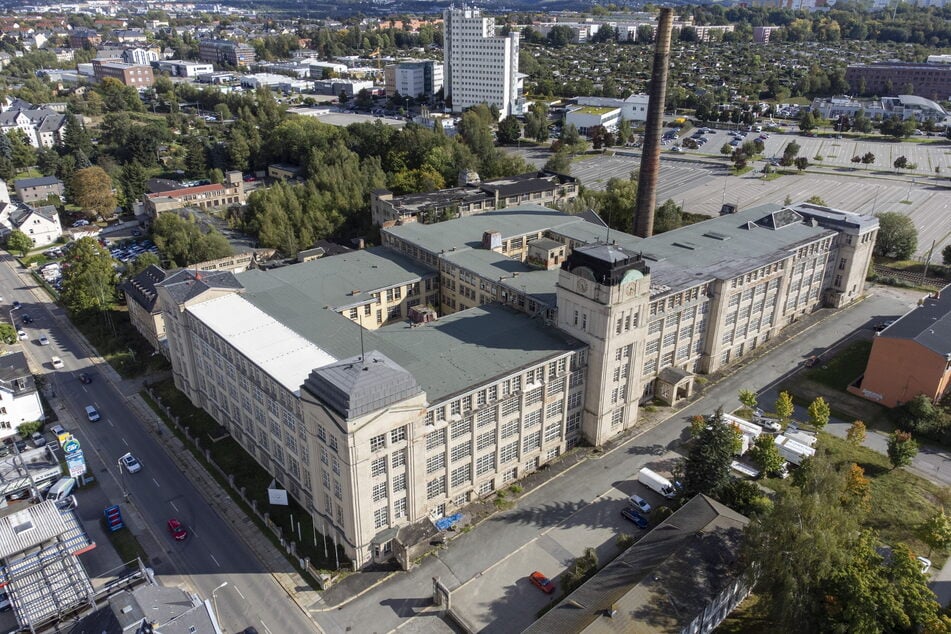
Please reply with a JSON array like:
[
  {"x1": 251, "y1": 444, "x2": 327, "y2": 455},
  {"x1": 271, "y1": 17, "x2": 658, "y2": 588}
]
[
  {"x1": 638, "y1": 467, "x2": 677, "y2": 499},
  {"x1": 774, "y1": 435, "x2": 816, "y2": 466}
]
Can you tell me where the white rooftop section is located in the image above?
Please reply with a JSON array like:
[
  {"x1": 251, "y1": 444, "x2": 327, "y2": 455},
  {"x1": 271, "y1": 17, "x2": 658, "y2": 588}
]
[{"x1": 187, "y1": 294, "x2": 336, "y2": 394}]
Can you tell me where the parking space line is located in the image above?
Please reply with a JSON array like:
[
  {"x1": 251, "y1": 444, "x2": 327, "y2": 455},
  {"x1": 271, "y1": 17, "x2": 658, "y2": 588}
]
[
  {"x1": 234, "y1": 585, "x2": 245, "y2": 600},
  {"x1": 152, "y1": 478, "x2": 160, "y2": 488},
  {"x1": 121, "y1": 437, "x2": 128, "y2": 447},
  {"x1": 210, "y1": 553, "x2": 220, "y2": 567},
  {"x1": 170, "y1": 501, "x2": 179, "y2": 512}
]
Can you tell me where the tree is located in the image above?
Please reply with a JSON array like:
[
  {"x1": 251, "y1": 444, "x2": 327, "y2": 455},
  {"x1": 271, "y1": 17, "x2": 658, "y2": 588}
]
[
  {"x1": 5, "y1": 230, "x2": 32, "y2": 257},
  {"x1": 543, "y1": 148, "x2": 571, "y2": 174},
  {"x1": 805, "y1": 195, "x2": 826, "y2": 205},
  {"x1": 496, "y1": 116, "x2": 521, "y2": 145},
  {"x1": 874, "y1": 211, "x2": 918, "y2": 259},
  {"x1": 807, "y1": 396, "x2": 831, "y2": 430},
  {"x1": 861, "y1": 151, "x2": 875, "y2": 168},
  {"x1": 738, "y1": 389, "x2": 758, "y2": 411},
  {"x1": 748, "y1": 433, "x2": 785, "y2": 476},
  {"x1": 0, "y1": 323, "x2": 16, "y2": 345},
  {"x1": 943, "y1": 244, "x2": 951, "y2": 266},
  {"x1": 919, "y1": 509, "x2": 951, "y2": 557},
  {"x1": 71, "y1": 166, "x2": 116, "y2": 219},
  {"x1": 60, "y1": 237, "x2": 117, "y2": 314},
  {"x1": 126, "y1": 252, "x2": 161, "y2": 278},
  {"x1": 880, "y1": 115, "x2": 916, "y2": 140},
  {"x1": 153, "y1": 212, "x2": 233, "y2": 267},
  {"x1": 794, "y1": 156, "x2": 809, "y2": 172},
  {"x1": 893, "y1": 155, "x2": 908, "y2": 172},
  {"x1": 745, "y1": 447, "x2": 949, "y2": 631},
  {"x1": 689, "y1": 415, "x2": 706, "y2": 439},
  {"x1": 775, "y1": 391, "x2": 794, "y2": 424},
  {"x1": 117, "y1": 161, "x2": 148, "y2": 210},
  {"x1": 720, "y1": 142, "x2": 733, "y2": 156},
  {"x1": 842, "y1": 463, "x2": 871, "y2": 511},
  {"x1": 846, "y1": 420, "x2": 867, "y2": 445},
  {"x1": 887, "y1": 430, "x2": 918, "y2": 469},
  {"x1": 62, "y1": 113, "x2": 92, "y2": 158},
  {"x1": 653, "y1": 199, "x2": 682, "y2": 234},
  {"x1": 680, "y1": 412, "x2": 740, "y2": 498}
]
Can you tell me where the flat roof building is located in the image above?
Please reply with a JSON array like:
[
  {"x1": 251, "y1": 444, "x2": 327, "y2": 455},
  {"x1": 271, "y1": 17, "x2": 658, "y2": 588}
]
[
  {"x1": 198, "y1": 39, "x2": 256, "y2": 68},
  {"x1": 157, "y1": 201, "x2": 876, "y2": 568},
  {"x1": 444, "y1": 7, "x2": 523, "y2": 118}
]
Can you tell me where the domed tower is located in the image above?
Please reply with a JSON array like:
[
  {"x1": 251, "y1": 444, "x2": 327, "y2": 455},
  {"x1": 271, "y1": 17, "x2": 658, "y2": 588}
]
[{"x1": 556, "y1": 244, "x2": 651, "y2": 446}]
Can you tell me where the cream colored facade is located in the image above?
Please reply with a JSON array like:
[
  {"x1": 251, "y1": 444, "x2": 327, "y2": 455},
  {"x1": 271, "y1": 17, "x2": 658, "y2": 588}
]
[{"x1": 156, "y1": 201, "x2": 878, "y2": 569}]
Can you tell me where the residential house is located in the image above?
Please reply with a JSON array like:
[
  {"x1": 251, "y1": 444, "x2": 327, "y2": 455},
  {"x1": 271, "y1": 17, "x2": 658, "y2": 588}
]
[
  {"x1": 13, "y1": 176, "x2": 64, "y2": 204},
  {"x1": 0, "y1": 352, "x2": 45, "y2": 440},
  {"x1": 0, "y1": 202, "x2": 63, "y2": 247}
]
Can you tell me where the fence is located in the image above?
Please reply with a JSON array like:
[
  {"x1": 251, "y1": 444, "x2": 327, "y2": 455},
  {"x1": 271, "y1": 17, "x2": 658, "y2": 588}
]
[{"x1": 146, "y1": 389, "x2": 342, "y2": 589}]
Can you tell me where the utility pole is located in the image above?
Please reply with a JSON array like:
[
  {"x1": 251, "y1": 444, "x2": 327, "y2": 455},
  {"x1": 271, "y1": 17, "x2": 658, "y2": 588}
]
[{"x1": 921, "y1": 240, "x2": 936, "y2": 286}]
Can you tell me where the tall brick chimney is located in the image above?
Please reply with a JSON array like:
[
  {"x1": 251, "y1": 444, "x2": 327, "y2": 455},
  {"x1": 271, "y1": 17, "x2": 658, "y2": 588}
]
[{"x1": 633, "y1": 8, "x2": 674, "y2": 238}]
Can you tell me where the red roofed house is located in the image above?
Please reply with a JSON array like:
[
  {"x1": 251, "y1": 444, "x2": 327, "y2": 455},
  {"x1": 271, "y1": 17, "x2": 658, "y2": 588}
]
[{"x1": 144, "y1": 171, "x2": 245, "y2": 217}]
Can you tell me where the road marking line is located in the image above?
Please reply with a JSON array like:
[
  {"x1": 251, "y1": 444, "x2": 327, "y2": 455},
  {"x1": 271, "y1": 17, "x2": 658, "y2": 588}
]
[
  {"x1": 122, "y1": 438, "x2": 128, "y2": 447},
  {"x1": 260, "y1": 621, "x2": 272, "y2": 634},
  {"x1": 234, "y1": 585, "x2": 245, "y2": 600},
  {"x1": 152, "y1": 478, "x2": 160, "y2": 488},
  {"x1": 210, "y1": 553, "x2": 220, "y2": 567},
  {"x1": 108, "y1": 420, "x2": 114, "y2": 428},
  {"x1": 170, "y1": 501, "x2": 179, "y2": 512}
]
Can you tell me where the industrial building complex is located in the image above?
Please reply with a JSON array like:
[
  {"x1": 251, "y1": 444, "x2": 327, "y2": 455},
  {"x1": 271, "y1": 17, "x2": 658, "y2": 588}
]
[{"x1": 147, "y1": 199, "x2": 878, "y2": 568}]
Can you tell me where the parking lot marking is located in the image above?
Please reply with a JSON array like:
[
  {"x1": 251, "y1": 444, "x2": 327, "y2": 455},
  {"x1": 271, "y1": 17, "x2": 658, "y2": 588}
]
[
  {"x1": 122, "y1": 437, "x2": 128, "y2": 447},
  {"x1": 107, "y1": 419, "x2": 114, "y2": 427},
  {"x1": 260, "y1": 620, "x2": 272, "y2": 634},
  {"x1": 152, "y1": 478, "x2": 160, "y2": 488},
  {"x1": 170, "y1": 501, "x2": 179, "y2": 512},
  {"x1": 210, "y1": 553, "x2": 220, "y2": 567},
  {"x1": 234, "y1": 585, "x2": 245, "y2": 600}
]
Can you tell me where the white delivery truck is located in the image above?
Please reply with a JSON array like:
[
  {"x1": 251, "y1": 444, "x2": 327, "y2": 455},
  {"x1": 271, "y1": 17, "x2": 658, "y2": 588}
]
[{"x1": 638, "y1": 467, "x2": 678, "y2": 499}]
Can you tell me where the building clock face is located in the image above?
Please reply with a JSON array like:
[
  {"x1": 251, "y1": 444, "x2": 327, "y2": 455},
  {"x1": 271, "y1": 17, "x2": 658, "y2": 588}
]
[
  {"x1": 625, "y1": 283, "x2": 637, "y2": 296},
  {"x1": 577, "y1": 279, "x2": 588, "y2": 293}
]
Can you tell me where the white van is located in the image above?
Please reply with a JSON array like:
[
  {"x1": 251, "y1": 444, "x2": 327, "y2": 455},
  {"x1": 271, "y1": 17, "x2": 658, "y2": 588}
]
[
  {"x1": 85, "y1": 406, "x2": 100, "y2": 422},
  {"x1": 46, "y1": 477, "x2": 76, "y2": 502}
]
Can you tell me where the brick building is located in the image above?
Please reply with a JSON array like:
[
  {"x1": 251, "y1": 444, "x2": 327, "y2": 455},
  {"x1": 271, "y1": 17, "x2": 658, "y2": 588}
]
[
  {"x1": 851, "y1": 286, "x2": 951, "y2": 408},
  {"x1": 92, "y1": 60, "x2": 155, "y2": 88}
]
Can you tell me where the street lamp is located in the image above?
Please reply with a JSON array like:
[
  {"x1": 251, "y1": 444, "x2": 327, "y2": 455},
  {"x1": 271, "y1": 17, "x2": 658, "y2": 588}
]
[{"x1": 211, "y1": 582, "x2": 228, "y2": 626}]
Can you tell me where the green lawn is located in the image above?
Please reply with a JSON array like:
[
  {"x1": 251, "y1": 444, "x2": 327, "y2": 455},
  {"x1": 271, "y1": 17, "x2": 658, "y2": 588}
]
[
  {"x1": 68, "y1": 308, "x2": 170, "y2": 378},
  {"x1": 103, "y1": 523, "x2": 149, "y2": 568},
  {"x1": 805, "y1": 340, "x2": 872, "y2": 391}
]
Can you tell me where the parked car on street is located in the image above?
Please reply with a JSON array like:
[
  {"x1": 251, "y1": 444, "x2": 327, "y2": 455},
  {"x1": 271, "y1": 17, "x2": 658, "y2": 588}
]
[
  {"x1": 529, "y1": 571, "x2": 555, "y2": 594},
  {"x1": 621, "y1": 507, "x2": 649, "y2": 529},
  {"x1": 629, "y1": 494, "x2": 652, "y2": 514}
]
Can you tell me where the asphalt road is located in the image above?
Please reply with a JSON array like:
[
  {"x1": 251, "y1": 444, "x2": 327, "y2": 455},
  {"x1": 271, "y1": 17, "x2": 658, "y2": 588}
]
[
  {"x1": 0, "y1": 253, "x2": 319, "y2": 634},
  {"x1": 313, "y1": 283, "x2": 941, "y2": 633}
]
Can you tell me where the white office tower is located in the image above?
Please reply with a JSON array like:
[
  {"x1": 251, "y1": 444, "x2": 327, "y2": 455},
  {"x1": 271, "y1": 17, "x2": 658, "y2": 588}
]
[{"x1": 443, "y1": 6, "x2": 522, "y2": 118}]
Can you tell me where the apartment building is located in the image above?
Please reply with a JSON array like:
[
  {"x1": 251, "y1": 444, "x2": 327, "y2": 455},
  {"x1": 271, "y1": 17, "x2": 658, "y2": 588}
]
[
  {"x1": 443, "y1": 7, "x2": 522, "y2": 118},
  {"x1": 0, "y1": 106, "x2": 65, "y2": 149},
  {"x1": 92, "y1": 60, "x2": 155, "y2": 88},
  {"x1": 198, "y1": 39, "x2": 256, "y2": 68},
  {"x1": 371, "y1": 170, "x2": 578, "y2": 226},
  {"x1": 383, "y1": 60, "x2": 444, "y2": 99},
  {"x1": 156, "y1": 201, "x2": 876, "y2": 568}
]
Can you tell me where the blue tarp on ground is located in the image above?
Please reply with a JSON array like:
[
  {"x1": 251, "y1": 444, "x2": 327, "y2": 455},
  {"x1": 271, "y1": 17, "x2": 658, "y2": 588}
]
[{"x1": 434, "y1": 513, "x2": 463, "y2": 532}]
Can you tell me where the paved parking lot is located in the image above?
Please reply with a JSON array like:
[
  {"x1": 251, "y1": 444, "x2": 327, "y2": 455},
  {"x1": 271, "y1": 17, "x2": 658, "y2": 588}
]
[
  {"x1": 449, "y1": 457, "x2": 680, "y2": 633},
  {"x1": 507, "y1": 136, "x2": 951, "y2": 261}
]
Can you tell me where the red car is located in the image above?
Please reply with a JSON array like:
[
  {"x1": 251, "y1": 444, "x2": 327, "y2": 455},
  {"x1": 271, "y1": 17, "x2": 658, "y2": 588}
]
[
  {"x1": 167, "y1": 518, "x2": 188, "y2": 541},
  {"x1": 529, "y1": 571, "x2": 555, "y2": 594}
]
